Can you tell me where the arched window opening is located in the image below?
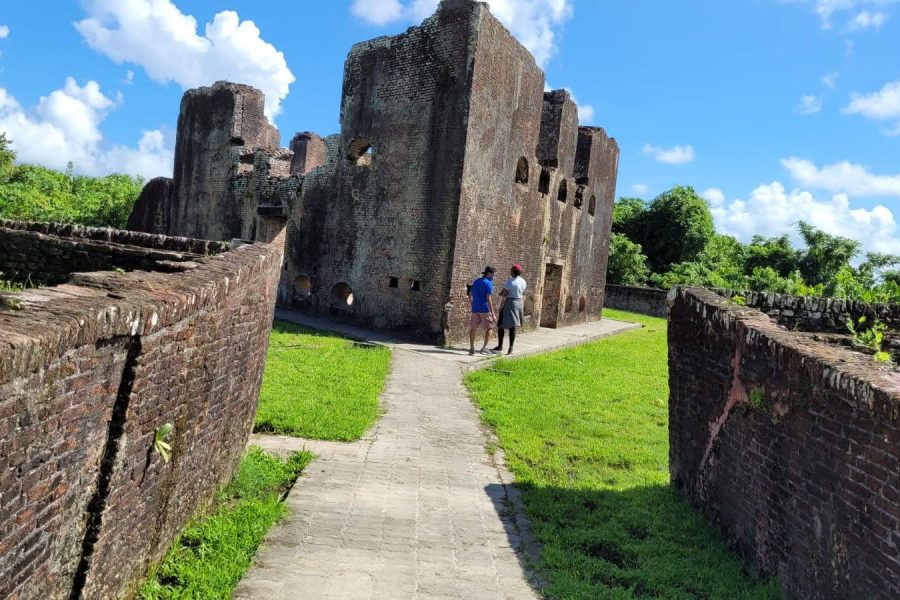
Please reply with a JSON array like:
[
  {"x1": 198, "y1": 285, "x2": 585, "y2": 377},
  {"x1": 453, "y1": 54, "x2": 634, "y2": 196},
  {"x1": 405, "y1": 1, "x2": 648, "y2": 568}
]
[
  {"x1": 589, "y1": 195, "x2": 597, "y2": 216},
  {"x1": 347, "y1": 138, "x2": 374, "y2": 165},
  {"x1": 410, "y1": 280, "x2": 422, "y2": 292},
  {"x1": 557, "y1": 179, "x2": 568, "y2": 203},
  {"x1": 292, "y1": 274, "x2": 312, "y2": 298},
  {"x1": 538, "y1": 168, "x2": 551, "y2": 195},
  {"x1": 524, "y1": 296, "x2": 535, "y2": 317},
  {"x1": 515, "y1": 157, "x2": 529, "y2": 184},
  {"x1": 579, "y1": 296, "x2": 587, "y2": 313},
  {"x1": 331, "y1": 282, "x2": 354, "y2": 310},
  {"x1": 565, "y1": 296, "x2": 574, "y2": 314},
  {"x1": 574, "y1": 185, "x2": 586, "y2": 209}
]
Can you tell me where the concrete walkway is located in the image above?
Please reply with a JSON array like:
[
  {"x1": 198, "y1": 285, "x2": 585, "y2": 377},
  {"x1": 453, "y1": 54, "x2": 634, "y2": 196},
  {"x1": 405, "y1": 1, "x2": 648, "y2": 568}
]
[{"x1": 234, "y1": 316, "x2": 638, "y2": 600}]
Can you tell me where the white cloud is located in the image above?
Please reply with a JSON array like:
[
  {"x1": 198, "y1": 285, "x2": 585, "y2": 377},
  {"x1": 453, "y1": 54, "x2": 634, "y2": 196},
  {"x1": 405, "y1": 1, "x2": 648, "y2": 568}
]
[
  {"x1": 822, "y1": 71, "x2": 839, "y2": 89},
  {"x1": 562, "y1": 87, "x2": 594, "y2": 123},
  {"x1": 847, "y1": 9, "x2": 889, "y2": 28},
  {"x1": 796, "y1": 94, "x2": 823, "y2": 114},
  {"x1": 701, "y1": 188, "x2": 726, "y2": 206},
  {"x1": 0, "y1": 78, "x2": 173, "y2": 180},
  {"x1": 782, "y1": 157, "x2": 900, "y2": 197},
  {"x1": 0, "y1": 25, "x2": 9, "y2": 39},
  {"x1": 75, "y1": 0, "x2": 294, "y2": 118},
  {"x1": 884, "y1": 122, "x2": 900, "y2": 136},
  {"x1": 631, "y1": 183, "x2": 649, "y2": 196},
  {"x1": 799, "y1": 0, "x2": 899, "y2": 29},
  {"x1": 711, "y1": 181, "x2": 900, "y2": 254},
  {"x1": 349, "y1": 0, "x2": 573, "y2": 67},
  {"x1": 124, "y1": 70, "x2": 135, "y2": 85},
  {"x1": 845, "y1": 80, "x2": 900, "y2": 119},
  {"x1": 642, "y1": 143, "x2": 696, "y2": 165}
]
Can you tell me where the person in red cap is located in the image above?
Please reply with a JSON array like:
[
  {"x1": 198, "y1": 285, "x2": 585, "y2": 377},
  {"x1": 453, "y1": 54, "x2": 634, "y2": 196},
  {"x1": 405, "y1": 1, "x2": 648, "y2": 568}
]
[{"x1": 493, "y1": 263, "x2": 527, "y2": 354}]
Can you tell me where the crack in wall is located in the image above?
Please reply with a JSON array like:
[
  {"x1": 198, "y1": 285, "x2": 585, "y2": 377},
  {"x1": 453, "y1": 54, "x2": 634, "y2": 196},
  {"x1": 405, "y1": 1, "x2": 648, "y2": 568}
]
[
  {"x1": 68, "y1": 335, "x2": 142, "y2": 600},
  {"x1": 699, "y1": 323, "x2": 748, "y2": 473}
]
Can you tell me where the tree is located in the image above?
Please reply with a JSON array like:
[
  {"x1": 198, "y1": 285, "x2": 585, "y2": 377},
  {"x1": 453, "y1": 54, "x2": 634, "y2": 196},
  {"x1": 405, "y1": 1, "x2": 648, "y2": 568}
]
[
  {"x1": 612, "y1": 197, "x2": 648, "y2": 240},
  {"x1": 0, "y1": 132, "x2": 15, "y2": 181},
  {"x1": 606, "y1": 233, "x2": 650, "y2": 286},
  {"x1": 797, "y1": 221, "x2": 861, "y2": 287},
  {"x1": 744, "y1": 235, "x2": 799, "y2": 277},
  {"x1": 639, "y1": 186, "x2": 715, "y2": 272}
]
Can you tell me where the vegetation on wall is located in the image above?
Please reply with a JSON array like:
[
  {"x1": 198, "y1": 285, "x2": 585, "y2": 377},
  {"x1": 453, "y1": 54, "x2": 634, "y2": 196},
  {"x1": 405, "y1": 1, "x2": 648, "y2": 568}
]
[
  {"x1": 0, "y1": 134, "x2": 143, "y2": 229},
  {"x1": 608, "y1": 185, "x2": 900, "y2": 303}
]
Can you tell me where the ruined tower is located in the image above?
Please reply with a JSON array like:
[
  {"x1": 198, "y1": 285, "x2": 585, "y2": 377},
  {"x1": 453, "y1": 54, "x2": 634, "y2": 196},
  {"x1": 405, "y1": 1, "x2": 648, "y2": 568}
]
[{"x1": 128, "y1": 0, "x2": 620, "y2": 343}]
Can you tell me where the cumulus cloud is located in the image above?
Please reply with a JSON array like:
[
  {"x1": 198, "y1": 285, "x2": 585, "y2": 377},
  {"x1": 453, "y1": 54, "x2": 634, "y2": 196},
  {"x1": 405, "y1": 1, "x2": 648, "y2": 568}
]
[
  {"x1": 796, "y1": 94, "x2": 823, "y2": 114},
  {"x1": 0, "y1": 25, "x2": 9, "y2": 39},
  {"x1": 564, "y1": 88, "x2": 594, "y2": 124},
  {"x1": 349, "y1": 0, "x2": 573, "y2": 67},
  {"x1": 0, "y1": 78, "x2": 173, "y2": 179},
  {"x1": 845, "y1": 80, "x2": 900, "y2": 120},
  {"x1": 711, "y1": 181, "x2": 900, "y2": 254},
  {"x1": 847, "y1": 9, "x2": 890, "y2": 28},
  {"x1": 782, "y1": 157, "x2": 900, "y2": 197},
  {"x1": 75, "y1": 0, "x2": 294, "y2": 118},
  {"x1": 631, "y1": 183, "x2": 649, "y2": 196},
  {"x1": 701, "y1": 188, "x2": 726, "y2": 206},
  {"x1": 796, "y1": 0, "x2": 899, "y2": 29},
  {"x1": 642, "y1": 143, "x2": 696, "y2": 165}
]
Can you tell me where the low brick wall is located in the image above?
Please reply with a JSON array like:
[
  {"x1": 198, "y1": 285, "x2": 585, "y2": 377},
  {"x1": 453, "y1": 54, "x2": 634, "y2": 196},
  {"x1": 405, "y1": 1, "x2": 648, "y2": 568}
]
[
  {"x1": 0, "y1": 222, "x2": 284, "y2": 599},
  {"x1": 603, "y1": 285, "x2": 668, "y2": 317},
  {"x1": 669, "y1": 287, "x2": 900, "y2": 599}
]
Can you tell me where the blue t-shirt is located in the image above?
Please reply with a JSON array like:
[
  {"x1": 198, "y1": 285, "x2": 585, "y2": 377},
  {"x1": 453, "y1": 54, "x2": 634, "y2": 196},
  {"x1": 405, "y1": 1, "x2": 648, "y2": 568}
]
[{"x1": 470, "y1": 276, "x2": 494, "y2": 313}]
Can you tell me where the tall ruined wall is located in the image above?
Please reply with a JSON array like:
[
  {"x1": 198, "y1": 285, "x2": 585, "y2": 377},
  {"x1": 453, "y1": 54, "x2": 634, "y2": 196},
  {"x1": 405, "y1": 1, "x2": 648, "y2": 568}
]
[
  {"x1": 0, "y1": 222, "x2": 284, "y2": 599},
  {"x1": 127, "y1": 82, "x2": 291, "y2": 242},
  {"x1": 669, "y1": 287, "x2": 900, "y2": 599},
  {"x1": 280, "y1": 1, "x2": 475, "y2": 341}
]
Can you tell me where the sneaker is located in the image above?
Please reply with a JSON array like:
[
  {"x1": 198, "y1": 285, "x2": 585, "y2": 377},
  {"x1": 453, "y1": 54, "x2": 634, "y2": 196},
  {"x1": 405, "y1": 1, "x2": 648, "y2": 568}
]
[
  {"x1": 469, "y1": 347, "x2": 475, "y2": 356},
  {"x1": 479, "y1": 348, "x2": 494, "y2": 355},
  {"x1": 491, "y1": 346, "x2": 503, "y2": 352}
]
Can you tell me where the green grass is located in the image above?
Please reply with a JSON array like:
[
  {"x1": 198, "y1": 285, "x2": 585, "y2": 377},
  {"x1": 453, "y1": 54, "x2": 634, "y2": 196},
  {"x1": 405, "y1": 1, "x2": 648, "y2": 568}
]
[
  {"x1": 465, "y1": 309, "x2": 782, "y2": 600},
  {"x1": 140, "y1": 447, "x2": 313, "y2": 600},
  {"x1": 255, "y1": 321, "x2": 392, "y2": 441}
]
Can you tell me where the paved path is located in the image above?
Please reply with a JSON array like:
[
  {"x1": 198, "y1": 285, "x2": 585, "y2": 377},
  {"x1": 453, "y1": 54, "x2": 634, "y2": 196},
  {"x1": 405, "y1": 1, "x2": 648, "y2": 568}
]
[{"x1": 235, "y1": 316, "x2": 638, "y2": 600}]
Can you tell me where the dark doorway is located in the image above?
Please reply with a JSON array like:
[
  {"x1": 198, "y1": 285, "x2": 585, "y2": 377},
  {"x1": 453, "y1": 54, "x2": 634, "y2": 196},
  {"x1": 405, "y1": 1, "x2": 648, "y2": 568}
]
[{"x1": 540, "y1": 263, "x2": 564, "y2": 328}]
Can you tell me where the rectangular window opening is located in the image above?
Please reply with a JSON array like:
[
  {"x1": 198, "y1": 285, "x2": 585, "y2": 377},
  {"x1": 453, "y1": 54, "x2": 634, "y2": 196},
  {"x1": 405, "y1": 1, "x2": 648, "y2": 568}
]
[
  {"x1": 410, "y1": 280, "x2": 422, "y2": 292},
  {"x1": 389, "y1": 277, "x2": 399, "y2": 288}
]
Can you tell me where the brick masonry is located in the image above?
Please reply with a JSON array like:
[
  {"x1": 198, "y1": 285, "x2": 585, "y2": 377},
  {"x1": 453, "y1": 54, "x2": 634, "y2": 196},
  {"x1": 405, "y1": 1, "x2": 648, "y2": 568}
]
[
  {"x1": 0, "y1": 221, "x2": 284, "y2": 599},
  {"x1": 669, "y1": 287, "x2": 900, "y2": 599},
  {"x1": 127, "y1": 0, "x2": 619, "y2": 344},
  {"x1": 603, "y1": 284, "x2": 669, "y2": 318}
]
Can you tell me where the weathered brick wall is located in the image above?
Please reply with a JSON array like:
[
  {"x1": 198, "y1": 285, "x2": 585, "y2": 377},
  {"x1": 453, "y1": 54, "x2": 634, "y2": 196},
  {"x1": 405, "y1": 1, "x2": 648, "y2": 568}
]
[
  {"x1": 669, "y1": 287, "x2": 900, "y2": 599},
  {"x1": 604, "y1": 285, "x2": 668, "y2": 317},
  {"x1": 281, "y1": 1, "x2": 474, "y2": 342},
  {"x1": 713, "y1": 287, "x2": 900, "y2": 333},
  {"x1": 0, "y1": 223, "x2": 284, "y2": 600}
]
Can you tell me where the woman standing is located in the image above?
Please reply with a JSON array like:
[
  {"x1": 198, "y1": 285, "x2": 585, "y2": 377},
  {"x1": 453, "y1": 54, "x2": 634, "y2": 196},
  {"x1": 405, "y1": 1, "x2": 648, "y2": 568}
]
[{"x1": 494, "y1": 264, "x2": 527, "y2": 355}]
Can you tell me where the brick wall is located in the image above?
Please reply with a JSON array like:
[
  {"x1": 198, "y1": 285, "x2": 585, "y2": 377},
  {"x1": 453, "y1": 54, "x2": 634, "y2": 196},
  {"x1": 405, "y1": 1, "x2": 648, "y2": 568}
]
[
  {"x1": 0, "y1": 222, "x2": 284, "y2": 599},
  {"x1": 669, "y1": 287, "x2": 900, "y2": 599},
  {"x1": 604, "y1": 285, "x2": 668, "y2": 317}
]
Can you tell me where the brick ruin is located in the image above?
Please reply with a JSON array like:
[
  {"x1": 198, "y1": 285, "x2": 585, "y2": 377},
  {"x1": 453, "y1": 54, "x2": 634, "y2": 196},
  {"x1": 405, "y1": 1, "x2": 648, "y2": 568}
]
[
  {"x1": 127, "y1": 0, "x2": 619, "y2": 344},
  {"x1": 0, "y1": 220, "x2": 284, "y2": 599},
  {"x1": 669, "y1": 287, "x2": 900, "y2": 599}
]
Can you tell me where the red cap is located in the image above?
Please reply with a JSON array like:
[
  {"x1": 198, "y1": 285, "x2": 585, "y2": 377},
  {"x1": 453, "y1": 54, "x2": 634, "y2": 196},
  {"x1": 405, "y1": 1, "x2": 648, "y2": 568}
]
[{"x1": 512, "y1": 263, "x2": 524, "y2": 273}]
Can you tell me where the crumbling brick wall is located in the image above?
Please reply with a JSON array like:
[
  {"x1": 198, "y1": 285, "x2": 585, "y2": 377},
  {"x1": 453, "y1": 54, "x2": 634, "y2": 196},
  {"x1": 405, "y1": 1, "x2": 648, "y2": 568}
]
[
  {"x1": 669, "y1": 287, "x2": 900, "y2": 599},
  {"x1": 603, "y1": 285, "x2": 668, "y2": 317},
  {"x1": 0, "y1": 221, "x2": 284, "y2": 599}
]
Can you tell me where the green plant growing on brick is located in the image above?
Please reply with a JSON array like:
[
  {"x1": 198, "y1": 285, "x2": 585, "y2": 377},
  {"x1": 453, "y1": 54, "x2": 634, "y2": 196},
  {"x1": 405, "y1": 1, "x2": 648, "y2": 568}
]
[
  {"x1": 847, "y1": 316, "x2": 892, "y2": 364},
  {"x1": 730, "y1": 294, "x2": 747, "y2": 306},
  {"x1": 749, "y1": 387, "x2": 765, "y2": 410},
  {"x1": 153, "y1": 423, "x2": 174, "y2": 463}
]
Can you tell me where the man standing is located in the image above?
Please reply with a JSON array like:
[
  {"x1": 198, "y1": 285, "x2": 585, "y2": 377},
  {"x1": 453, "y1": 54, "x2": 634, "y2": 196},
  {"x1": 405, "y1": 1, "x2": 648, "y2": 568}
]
[{"x1": 468, "y1": 266, "x2": 497, "y2": 356}]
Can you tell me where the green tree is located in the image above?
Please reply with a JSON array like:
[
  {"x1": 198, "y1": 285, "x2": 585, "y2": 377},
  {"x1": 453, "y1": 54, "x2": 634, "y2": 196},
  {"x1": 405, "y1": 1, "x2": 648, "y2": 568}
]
[
  {"x1": 0, "y1": 133, "x2": 15, "y2": 182},
  {"x1": 606, "y1": 233, "x2": 650, "y2": 286},
  {"x1": 611, "y1": 197, "x2": 648, "y2": 240},
  {"x1": 797, "y1": 221, "x2": 861, "y2": 287},
  {"x1": 744, "y1": 235, "x2": 799, "y2": 277},
  {"x1": 640, "y1": 186, "x2": 715, "y2": 272}
]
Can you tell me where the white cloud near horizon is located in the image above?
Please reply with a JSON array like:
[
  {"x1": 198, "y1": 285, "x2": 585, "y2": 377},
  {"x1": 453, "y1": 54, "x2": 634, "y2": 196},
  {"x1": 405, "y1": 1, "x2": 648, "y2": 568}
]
[
  {"x1": 75, "y1": 0, "x2": 294, "y2": 118},
  {"x1": 782, "y1": 157, "x2": 900, "y2": 197},
  {"x1": 0, "y1": 25, "x2": 9, "y2": 39},
  {"x1": 349, "y1": 0, "x2": 573, "y2": 67},
  {"x1": 631, "y1": 183, "x2": 649, "y2": 196},
  {"x1": 0, "y1": 78, "x2": 173, "y2": 180},
  {"x1": 796, "y1": 94, "x2": 823, "y2": 114},
  {"x1": 711, "y1": 182, "x2": 900, "y2": 254},
  {"x1": 701, "y1": 188, "x2": 726, "y2": 206},
  {"x1": 642, "y1": 143, "x2": 696, "y2": 165}
]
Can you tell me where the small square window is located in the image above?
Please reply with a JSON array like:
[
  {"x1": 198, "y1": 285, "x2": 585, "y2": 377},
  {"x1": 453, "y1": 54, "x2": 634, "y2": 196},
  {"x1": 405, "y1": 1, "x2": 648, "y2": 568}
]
[{"x1": 389, "y1": 277, "x2": 399, "y2": 288}]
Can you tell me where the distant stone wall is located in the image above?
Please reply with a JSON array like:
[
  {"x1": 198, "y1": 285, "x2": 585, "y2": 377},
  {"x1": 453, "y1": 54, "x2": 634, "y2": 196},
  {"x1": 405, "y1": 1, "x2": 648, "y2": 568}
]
[
  {"x1": 669, "y1": 287, "x2": 900, "y2": 599},
  {"x1": 604, "y1": 285, "x2": 668, "y2": 317},
  {"x1": 714, "y1": 287, "x2": 900, "y2": 333},
  {"x1": 0, "y1": 222, "x2": 284, "y2": 600}
]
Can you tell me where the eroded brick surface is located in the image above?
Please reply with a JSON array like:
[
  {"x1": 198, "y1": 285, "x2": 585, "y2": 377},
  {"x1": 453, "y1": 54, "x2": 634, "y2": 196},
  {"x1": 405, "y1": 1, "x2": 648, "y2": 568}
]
[
  {"x1": 669, "y1": 287, "x2": 900, "y2": 599},
  {"x1": 0, "y1": 221, "x2": 284, "y2": 600}
]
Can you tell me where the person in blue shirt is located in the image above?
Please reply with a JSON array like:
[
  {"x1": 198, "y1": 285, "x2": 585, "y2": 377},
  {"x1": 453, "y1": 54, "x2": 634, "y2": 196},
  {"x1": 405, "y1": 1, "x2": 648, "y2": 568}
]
[{"x1": 468, "y1": 266, "x2": 497, "y2": 355}]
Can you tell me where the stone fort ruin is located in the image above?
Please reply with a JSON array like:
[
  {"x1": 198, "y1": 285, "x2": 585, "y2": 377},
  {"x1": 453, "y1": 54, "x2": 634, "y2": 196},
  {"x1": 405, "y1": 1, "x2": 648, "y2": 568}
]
[{"x1": 128, "y1": 0, "x2": 619, "y2": 343}]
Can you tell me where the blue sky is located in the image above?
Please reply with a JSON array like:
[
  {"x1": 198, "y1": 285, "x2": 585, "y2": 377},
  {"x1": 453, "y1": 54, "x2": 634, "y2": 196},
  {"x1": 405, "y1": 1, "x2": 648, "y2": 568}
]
[{"x1": 1, "y1": 0, "x2": 899, "y2": 252}]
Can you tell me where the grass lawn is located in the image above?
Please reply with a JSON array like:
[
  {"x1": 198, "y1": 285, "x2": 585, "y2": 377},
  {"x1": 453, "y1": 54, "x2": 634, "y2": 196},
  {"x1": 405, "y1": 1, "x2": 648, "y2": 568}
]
[
  {"x1": 465, "y1": 309, "x2": 782, "y2": 599},
  {"x1": 140, "y1": 447, "x2": 313, "y2": 599},
  {"x1": 255, "y1": 321, "x2": 392, "y2": 441}
]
